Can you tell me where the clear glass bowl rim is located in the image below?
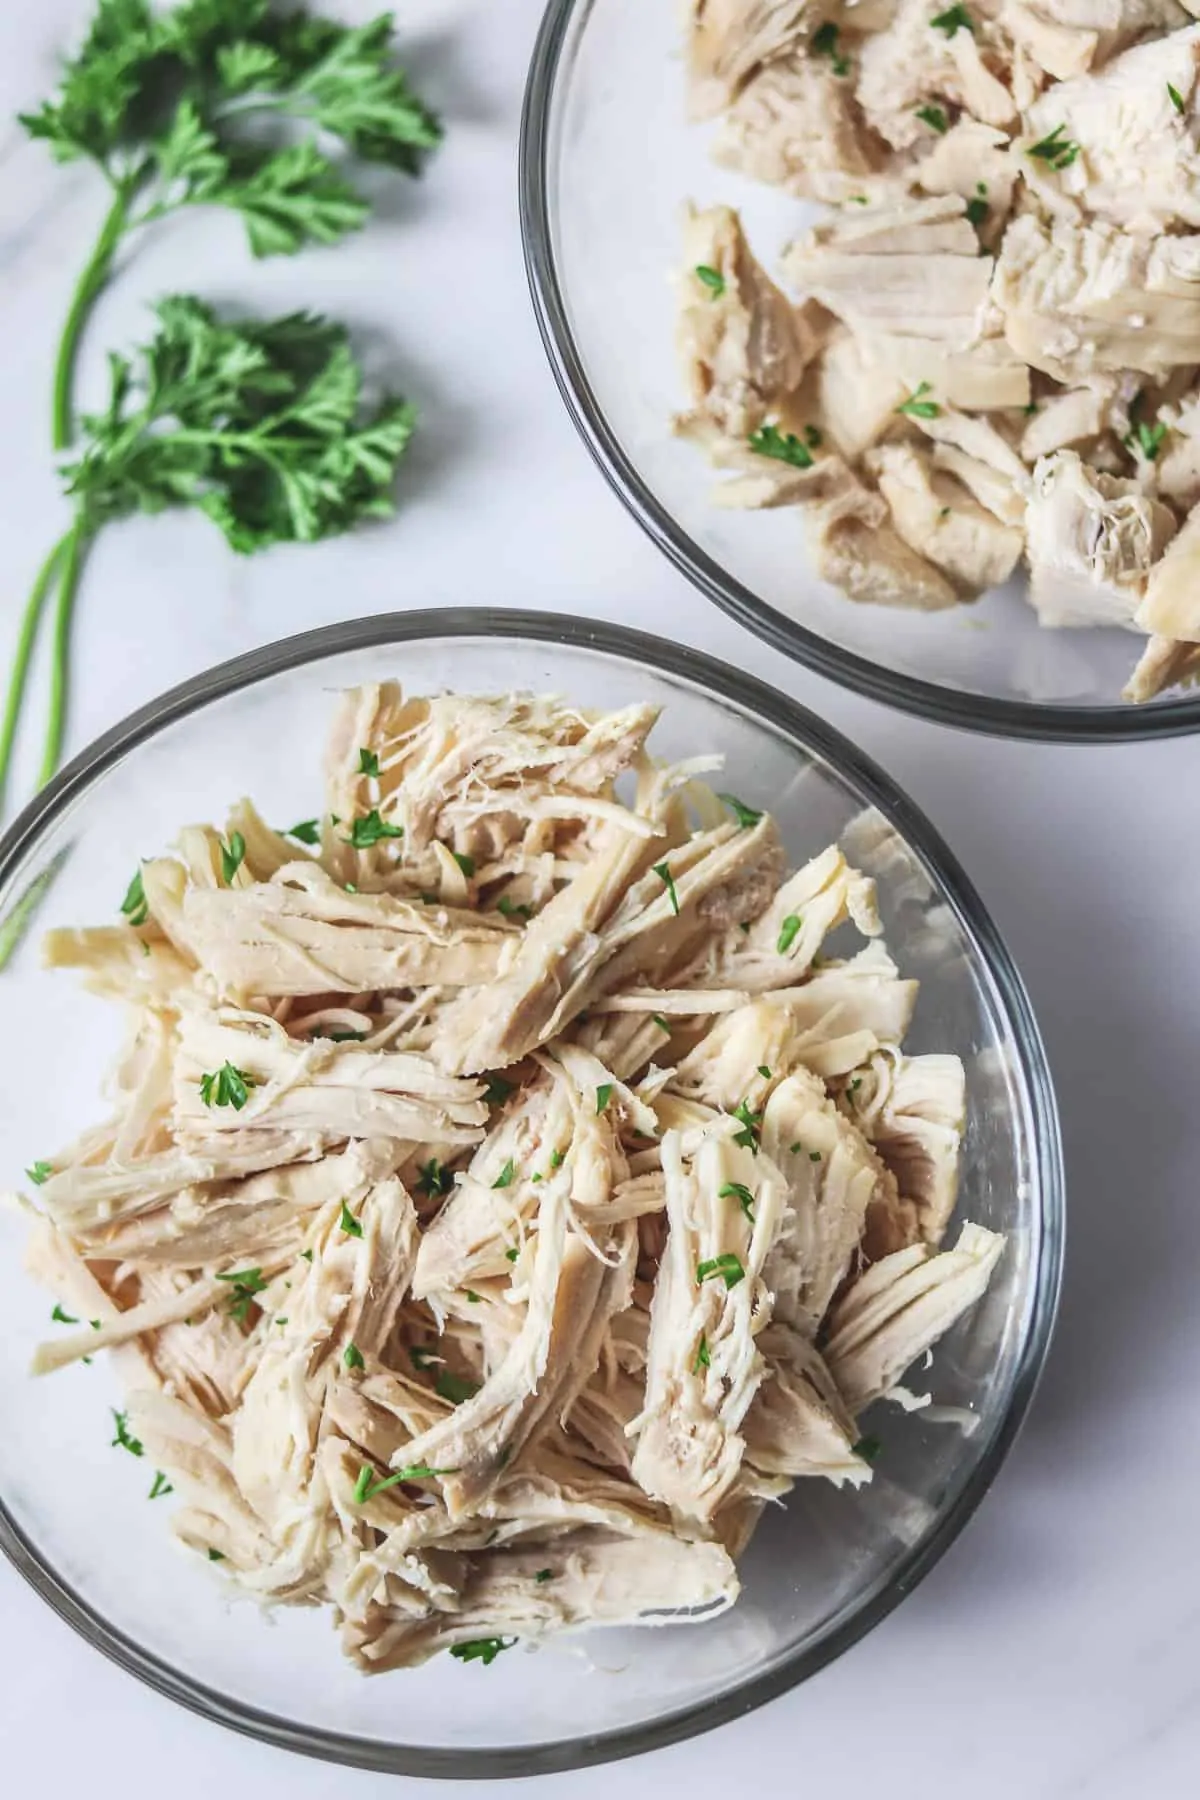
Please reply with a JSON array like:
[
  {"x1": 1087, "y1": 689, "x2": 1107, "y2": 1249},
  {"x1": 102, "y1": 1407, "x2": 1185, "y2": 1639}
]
[
  {"x1": 0, "y1": 609, "x2": 1065, "y2": 1778},
  {"x1": 518, "y1": 0, "x2": 1200, "y2": 744}
]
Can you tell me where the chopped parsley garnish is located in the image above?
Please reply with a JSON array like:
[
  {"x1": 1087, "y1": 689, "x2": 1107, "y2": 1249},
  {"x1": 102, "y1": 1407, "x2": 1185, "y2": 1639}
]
[
  {"x1": 777, "y1": 914, "x2": 802, "y2": 954},
  {"x1": 484, "y1": 1075, "x2": 515, "y2": 1106},
  {"x1": 1168, "y1": 82, "x2": 1185, "y2": 115},
  {"x1": 965, "y1": 196, "x2": 988, "y2": 228},
  {"x1": 810, "y1": 1150, "x2": 822, "y2": 1162},
  {"x1": 693, "y1": 1333, "x2": 711, "y2": 1374},
  {"x1": 757, "y1": 1065, "x2": 772, "y2": 1079},
  {"x1": 718, "y1": 792, "x2": 763, "y2": 828},
  {"x1": 358, "y1": 747, "x2": 380, "y2": 777},
  {"x1": 731, "y1": 1098, "x2": 762, "y2": 1153},
  {"x1": 285, "y1": 819, "x2": 321, "y2": 846},
  {"x1": 465, "y1": 1290, "x2": 482, "y2": 1304},
  {"x1": 497, "y1": 895, "x2": 532, "y2": 920},
  {"x1": 896, "y1": 381, "x2": 941, "y2": 419},
  {"x1": 696, "y1": 1253, "x2": 746, "y2": 1290},
  {"x1": 596, "y1": 1083, "x2": 613, "y2": 1114},
  {"x1": 1027, "y1": 124, "x2": 1079, "y2": 170},
  {"x1": 695, "y1": 263, "x2": 726, "y2": 298},
  {"x1": 410, "y1": 1345, "x2": 439, "y2": 1371},
  {"x1": 120, "y1": 868, "x2": 149, "y2": 927},
  {"x1": 450, "y1": 1637, "x2": 514, "y2": 1666},
  {"x1": 149, "y1": 1470, "x2": 173, "y2": 1499},
  {"x1": 343, "y1": 1341, "x2": 365, "y2": 1370},
  {"x1": 452, "y1": 850, "x2": 476, "y2": 877},
  {"x1": 719, "y1": 1180, "x2": 756, "y2": 1223},
  {"x1": 930, "y1": 4, "x2": 973, "y2": 34},
  {"x1": 853, "y1": 1434, "x2": 882, "y2": 1464},
  {"x1": 549, "y1": 1148, "x2": 565, "y2": 1170},
  {"x1": 51, "y1": 1302, "x2": 77, "y2": 1324},
  {"x1": 207, "y1": 1548, "x2": 225, "y2": 1562},
  {"x1": 416, "y1": 1157, "x2": 454, "y2": 1198},
  {"x1": 217, "y1": 1266, "x2": 267, "y2": 1322},
  {"x1": 748, "y1": 423, "x2": 813, "y2": 469},
  {"x1": 812, "y1": 20, "x2": 850, "y2": 75},
  {"x1": 492, "y1": 1158, "x2": 516, "y2": 1189},
  {"x1": 301, "y1": 1248, "x2": 313, "y2": 1262},
  {"x1": 534, "y1": 1568, "x2": 554, "y2": 1583},
  {"x1": 505, "y1": 1247, "x2": 520, "y2": 1262},
  {"x1": 651, "y1": 1014, "x2": 671, "y2": 1034},
  {"x1": 347, "y1": 808, "x2": 403, "y2": 849},
  {"x1": 339, "y1": 1201, "x2": 363, "y2": 1237},
  {"x1": 111, "y1": 1409, "x2": 144, "y2": 1457},
  {"x1": 1134, "y1": 419, "x2": 1168, "y2": 461},
  {"x1": 354, "y1": 1462, "x2": 456, "y2": 1504},
  {"x1": 436, "y1": 1369, "x2": 480, "y2": 1405},
  {"x1": 26, "y1": 1160, "x2": 53, "y2": 1186},
  {"x1": 915, "y1": 104, "x2": 949, "y2": 134},
  {"x1": 220, "y1": 830, "x2": 246, "y2": 885},
  {"x1": 198, "y1": 1062, "x2": 255, "y2": 1110},
  {"x1": 652, "y1": 861, "x2": 680, "y2": 914}
]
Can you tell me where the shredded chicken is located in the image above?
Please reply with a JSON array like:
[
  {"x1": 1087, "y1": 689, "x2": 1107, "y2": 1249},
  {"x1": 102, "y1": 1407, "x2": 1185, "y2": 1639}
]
[
  {"x1": 13, "y1": 683, "x2": 1001, "y2": 1672},
  {"x1": 673, "y1": 4, "x2": 1200, "y2": 698}
]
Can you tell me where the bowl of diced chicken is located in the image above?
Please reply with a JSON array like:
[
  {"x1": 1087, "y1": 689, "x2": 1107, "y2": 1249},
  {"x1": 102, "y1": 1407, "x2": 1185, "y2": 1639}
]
[
  {"x1": 0, "y1": 612, "x2": 1060, "y2": 1774},
  {"x1": 522, "y1": 0, "x2": 1200, "y2": 737}
]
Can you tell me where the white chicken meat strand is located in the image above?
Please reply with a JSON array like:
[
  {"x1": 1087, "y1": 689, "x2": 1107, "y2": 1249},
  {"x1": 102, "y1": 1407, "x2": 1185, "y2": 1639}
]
[
  {"x1": 16, "y1": 682, "x2": 1004, "y2": 1671},
  {"x1": 1025, "y1": 450, "x2": 1178, "y2": 628}
]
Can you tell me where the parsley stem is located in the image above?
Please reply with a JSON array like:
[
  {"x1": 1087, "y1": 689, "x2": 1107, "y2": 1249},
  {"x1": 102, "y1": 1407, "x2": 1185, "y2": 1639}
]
[
  {"x1": 0, "y1": 525, "x2": 73, "y2": 808},
  {"x1": 52, "y1": 182, "x2": 134, "y2": 451},
  {"x1": 38, "y1": 517, "x2": 91, "y2": 788}
]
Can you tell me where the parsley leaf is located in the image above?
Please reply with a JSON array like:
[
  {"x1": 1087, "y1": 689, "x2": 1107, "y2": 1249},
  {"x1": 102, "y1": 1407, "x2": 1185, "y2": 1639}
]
[
  {"x1": 27, "y1": 1160, "x2": 53, "y2": 1186},
  {"x1": 339, "y1": 1201, "x2": 363, "y2": 1238},
  {"x1": 358, "y1": 746, "x2": 380, "y2": 777},
  {"x1": 347, "y1": 807, "x2": 404, "y2": 848},
  {"x1": 111, "y1": 1407, "x2": 144, "y2": 1456},
  {"x1": 1134, "y1": 419, "x2": 1168, "y2": 461},
  {"x1": 120, "y1": 867, "x2": 149, "y2": 926},
  {"x1": 343, "y1": 1341, "x2": 365, "y2": 1371},
  {"x1": 652, "y1": 1014, "x2": 671, "y2": 1033},
  {"x1": 220, "y1": 829, "x2": 246, "y2": 884},
  {"x1": 896, "y1": 381, "x2": 941, "y2": 419},
  {"x1": 497, "y1": 894, "x2": 532, "y2": 920},
  {"x1": 451, "y1": 850, "x2": 475, "y2": 877},
  {"x1": 693, "y1": 1333, "x2": 711, "y2": 1374},
  {"x1": 416, "y1": 1157, "x2": 454, "y2": 1199},
  {"x1": 777, "y1": 913, "x2": 802, "y2": 954},
  {"x1": 285, "y1": 818, "x2": 321, "y2": 845},
  {"x1": 450, "y1": 1637, "x2": 514, "y2": 1666},
  {"x1": 965, "y1": 196, "x2": 989, "y2": 228},
  {"x1": 812, "y1": 20, "x2": 850, "y2": 75},
  {"x1": 207, "y1": 1548, "x2": 226, "y2": 1562},
  {"x1": 748, "y1": 423, "x2": 813, "y2": 469},
  {"x1": 51, "y1": 1302, "x2": 78, "y2": 1324},
  {"x1": 930, "y1": 4, "x2": 973, "y2": 33},
  {"x1": 717, "y1": 792, "x2": 762, "y2": 828},
  {"x1": 436, "y1": 1370, "x2": 480, "y2": 1405},
  {"x1": 149, "y1": 1470, "x2": 173, "y2": 1499},
  {"x1": 354, "y1": 1461, "x2": 457, "y2": 1504},
  {"x1": 596, "y1": 1083, "x2": 613, "y2": 1114},
  {"x1": 216, "y1": 1264, "x2": 267, "y2": 1323},
  {"x1": 696, "y1": 1253, "x2": 746, "y2": 1290},
  {"x1": 652, "y1": 861, "x2": 680, "y2": 915},
  {"x1": 1168, "y1": 82, "x2": 1186, "y2": 115},
  {"x1": 484, "y1": 1075, "x2": 514, "y2": 1106},
  {"x1": 719, "y1": 1180, "x2": 756, "y2": 1223},
  {"x1": 915, "y1": 104, "x2": 949, "y2": 134},
  {"x1": 1027, "y1": 124, "x2": 1080, "y2": 170},
  {"x1": 694, "y1": 263, "x2": 726, "y2": 297},
  {"x1": 853, "y1": 1434, "x2": 882, "y2": 1464},
  {"x1": 534, "y1": 1568, "x2": 554, "y2": 1584},
  {"x1": 731, "y1": 1098, "x2": 762, "y2": 1153},
  {"x1": 492, "y1": 1159, "x2": 516, "y2": 1189},
  {"x1": 198, "y1": 1061, "x2": 255, "y2": 1110}
]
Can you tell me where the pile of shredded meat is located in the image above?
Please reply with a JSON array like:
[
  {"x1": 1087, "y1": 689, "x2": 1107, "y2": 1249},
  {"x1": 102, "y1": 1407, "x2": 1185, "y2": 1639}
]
[
  {"x1": 15, "y1": 684, "x2": 1003, "y2": 1671},
  {"x1": 677, "y1": 2, "x2": 1200, "y2": 701}
]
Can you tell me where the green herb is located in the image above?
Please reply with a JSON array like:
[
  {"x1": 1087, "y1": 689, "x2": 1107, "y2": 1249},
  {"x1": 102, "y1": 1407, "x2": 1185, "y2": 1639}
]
[
  {"x1": 896, "y1": 381, "x2": 941, "y2": 419},
  {"x1": 505, "y1": 1247, "x2": 520, "y2": 1263},
  {"x1": 450, "y1": 1638, "x2": 514, "y2": 1666},
  {"x1": 217, "y1": 1265, "x2": 267, "y2": 1322},
  {"x1": 719, "y1": 1181, "x2": 756, "y2": 1223},
  {"x1": 354, "y1": 1461, "x2": 456, "y2": 1504},
  {"x1": 27, "y1": 1160, "x2": 53, "y2": 1186},
  {"x1": 120, "y1": 868, "x2": 148, "y2": 926},
  {"x1": 220, "y1": 829, "x2": 246, "y2": 884},
  {"x1": 717, "y1": 792, "x2": 763, "y2": 828},
  {"x1": 275, "y1": 1316, "x2": 288, "y2": 1326},
  {"x1": 756, "y1": 1065, "x2": 772, "y2": 1080},
  {"x1": 812, "y1": 20, "x2": 850, "y2": 75},
  {"x1": 596, "y1": 1083, "x2": 613, "y2": 1114},
  {"x1": 410, "y1": 1344, "x2": 438, "y2": 1371},
  {"x1": 8, "y1": 300, "x2": 419, "y2": 807},
  {"x1": 652, "y1": 861, "x2": 680, "y2": 914},
  {"x1": 739, "y1": 921, "x2": 751, "y2": 934},
  {"x1": 416, "y1": 1157, "x2": 454, "y2": 1199},
  {"x1": 696, "y1": 1253, "x2": 746, "y2": 1290},
  {"x1": 915, "y1": 104, "x2": 949, "y2": 134},
  {"x1": 776, "y1": 913, "x2": 802, "y2": 954},
  {"x1": 965, "y1": 196, "x2": 988, "y2": 228},
  {"x1": 207, "y1": 1548, "x2": 225, "y2": 1562},
  {"x1": 534, "y1": 1568, "x2": 554, "y2": 1583},
  {"x1": 347, "y1": 807, "x2": 404, "y2": 848},
  {"x1": 747, "y1": 423, "x2": 813, "y2": 469},
  {"x1": 694, "y1": 264, "x2": 726, "y2": 299},
  {"x1": 810, "y1": 1150, "x2": 822, "y2": 1162},
  {"x1": 1027, "y1": 124, "x2": 1079, "y2": 170},
  {"x1": 344, "y1": 882, "x2": 358, "y2": 894},
  {"x1": 339, "y1": 1201, "x2": 363, "y2": 1237},
  {"x1": 357, "y1": 747, "x2": 380, "y2": 779},
  {"x1": 731, "y1": 1098, "x2": 762, "y2": 1153},
  {"x1": 465, "y1": 1290, "x2": 482, "y2": 1304},
  {"x1": 853, "y1": 1434, "x2": 882, "y2": 1464},
  {"x1": 485, "y1": 1075, "x2": 515, "y2": 1106},
  {"x1": 1134, "y1": 419, "x2": 1168, "y2": 461},
  {"x1": 436, "y1": 1369, "x2": 480, "y2": 1405},
  {"x1": 849, "y1": 194, "x2": 869, "y2": 204},
  {"x1": 285, "y1": 818, "x2": 321, "y2": 845},
  {"x1": 804, "y1": 424, "x2": 823, "y2": 448},
  {"x1": 1168, "y1": 82, "x2": 1186, "y2": 114},
  {"x1": 549, "y1": 1148, "x2": 565, "y2": 1170},
  {"x1": 343, "y1": 1341, "x2": 365, "y2": 1370},
  {"x1": 149, "y1": 1470, "x2": 173, "y2": 1499},
  {"x1": 930, "y1": 4, "x2": 973, "y2": 33},
  {"x1": 198, "y1": 1061, "x2": 255, "y2": 1110},
  {"x1": 111, "y1": 1408, "x2": 144, "y2": 1456},
  {"x1": 51, "y1": 1302, "x2": 78, "y2": 1324},
  {"x1": 492, "y1": 1159, "x2": 516, "y2": 1190},
  {"x1": 300, "y1": 1248, "x2": 313, "y2": 1262},
  {"x1": 447, "y1": 850, "x2": 474, "y2": 879},
  {"x1": 652, "y1": 1014, "x2": 671, "y2": 1033},
  {"x1": 497, "y1": 894, "x2": 533, "y2": 920},
  {"x1": 693, "y1": 1333, "x2": 710, "y2": 1374}
]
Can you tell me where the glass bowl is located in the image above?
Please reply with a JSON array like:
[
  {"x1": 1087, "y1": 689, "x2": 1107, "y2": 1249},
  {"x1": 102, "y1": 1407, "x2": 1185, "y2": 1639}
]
[
  {"x1": 0, "y1": 611, "x2": 1062, "y2": 1775},
  {"x1": 520, "y1": 0, "x2": 1200, "y2": 742}
]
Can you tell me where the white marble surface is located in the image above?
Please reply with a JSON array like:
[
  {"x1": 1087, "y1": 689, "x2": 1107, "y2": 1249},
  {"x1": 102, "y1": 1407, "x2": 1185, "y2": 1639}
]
[{"x1": 2, "y1": 3, "x2": 1199, "y2": 1795}]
